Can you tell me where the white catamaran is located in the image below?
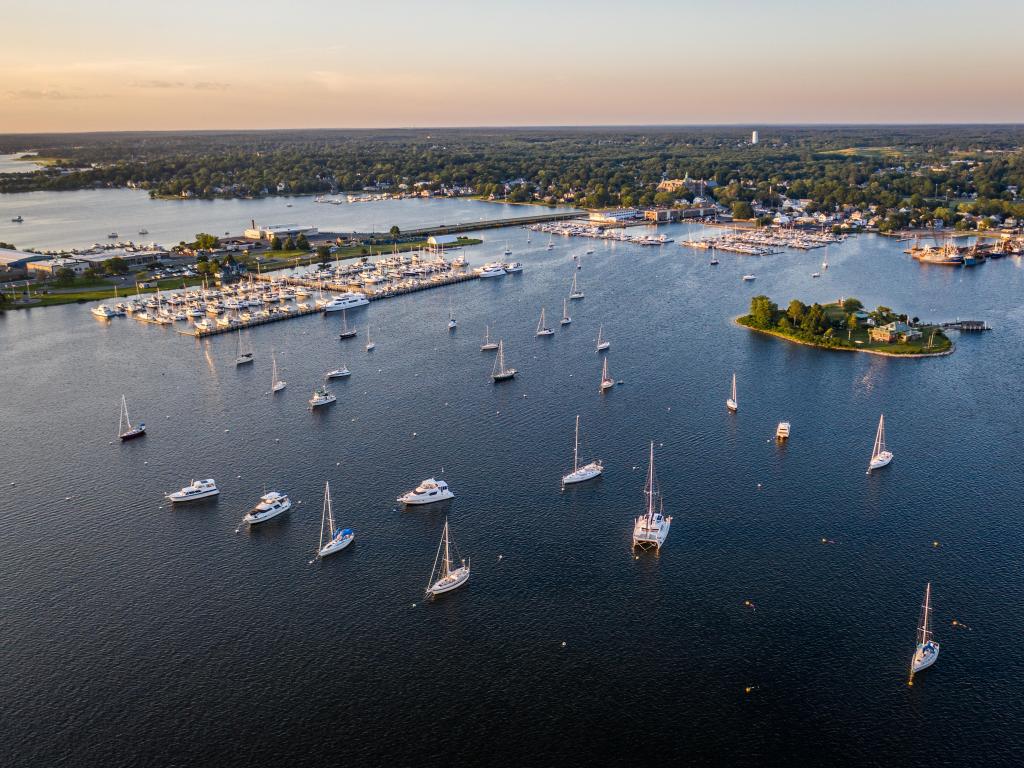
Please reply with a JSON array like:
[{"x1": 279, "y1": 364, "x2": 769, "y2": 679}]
[
  {"x1": 561, "y1": 415, "x2": 603, "y2": 486},
  {"x1": 425, "y1": 518, "x2": 470, "y2": 597},
  {"x1": 118, "y1": 394, "x2": 146, "y2": 440},
  {"x1": 271, "y1": 349, "x2": 286, "y2": 393},
  {"x1": 632, "y1": 441, "x2": 672, "y2": 550},
  {"x1": 726, "y1": 372, "x2": 738, "y2": 413},
  {"x1": 868, "y1": 413, "x2": 893, "y2": 472},
  {"x1": 316, "y1": 481, "x2": 354, "y2": 558},
  {"x1": 908, "y1": 582, "x2": 940, "y2": 684}
]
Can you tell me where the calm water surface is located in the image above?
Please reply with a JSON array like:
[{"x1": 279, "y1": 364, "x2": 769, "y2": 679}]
[
  {"x1": 0, "y1": 188, "x2": 575, "y2": 250},
  {"x1": 1, "y1": 226, "x2": 1022, "y2": 766}
]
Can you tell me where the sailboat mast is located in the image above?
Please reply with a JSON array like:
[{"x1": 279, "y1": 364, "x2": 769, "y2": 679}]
[
  {"x1": 645, "y1": 441, "x2": 656, "y2": 520},
  {"x1": 573, "y1": 415, "x2": 580, "y2": 472},
  {"x1": 442, "y1": 520, "x2": 452, "y2": 577},
  {"x1": 319, "y1": 482, "x2": 329, "y2": 552},
  {"x1": 732, "y1": 373, "x2": 737, "y2": 402},
  {"x1": 919, "y1": 582, "x2": 932, "y2": 645}
]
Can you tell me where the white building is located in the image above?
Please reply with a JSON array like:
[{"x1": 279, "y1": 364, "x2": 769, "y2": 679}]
[
  {"x1": 244, "y1": 224, "x2": 319, "y2": 241},
  {"x1": 588, "y1": 208, "x2": 639, "y2": 224},
  {"x1": 751, "y1": 130, "x2": 759, "y2": 145},
  {"x1": 26, "y1": 257, "x2": 90, "y2": 276}
]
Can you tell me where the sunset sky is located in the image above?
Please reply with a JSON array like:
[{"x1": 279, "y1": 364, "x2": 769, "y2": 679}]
[{"x1": 3, "y1": 0, "x2": 1023, "y2": 133}]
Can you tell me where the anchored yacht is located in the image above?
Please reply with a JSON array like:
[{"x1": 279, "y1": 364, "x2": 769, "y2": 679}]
[
  {"x1": 425, "y1": 519, "x2": 470, "y2": 596},
  {"x1": 868, "y1": 413, "x2": 893, "y2": 472},
  {"x1": 775, "y1": 421, "x2": 791, "y2": 440},
  {"x1": 315, "y1": 481, "x2": 354, "y2": 558},
  {"x1": 325, "y1": 365, "x2": 351, "y2": 379},
  {"x1": 243, "y1": 491, "x2": 291, "y2": 524},
  {"x1": 477, "y1": 263, "x2": 506, "y2": 278},
  {"x1": 909, "y1": 582, "x2": 940, "y2": 684},
  {"x1": 323, "y1": 292, "x2": 369, "y2": 311},
  {"x1": 632, "y1": 442, "x2": 672, "y2": 550},
  {"x1": 166, "y1": 478, "x2": 219, "y2": 503},
  {"x1": 309, "y1": 385, "x2": 337, "y2": 408},
  {"x1": 91, "y1": 304, "x2": 117, "y2": 319},
  {"x1": 397, "y1": 478, "x2": 454, "y2": 505},
  {"x1": 561, "y1": 415, "x2": 603, "y2": 486}
]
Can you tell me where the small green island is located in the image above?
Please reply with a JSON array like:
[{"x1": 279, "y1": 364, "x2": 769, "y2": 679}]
[{"x1": 737, "y1": 296, "x2": 953, "y2": 356}]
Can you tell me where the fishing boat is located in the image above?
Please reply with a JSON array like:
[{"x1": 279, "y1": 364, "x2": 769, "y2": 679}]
[
  {"x1": 234, "y1": 330, "x2": 254, "y2": 365},
  {"x1": 309, "y1": 384, "x2": 336, "y2": 408},
  {"x1": 632, "y1": 442, "x2": 672, "y2": 550},
  {"x1": 560, "y1": 298, "x2": 572, "y2": 326},
  {"x1": 118, "y1": 394, "x2": 146, "y2": 440},
  {"x1": 569, "y1": 273, "x2": 584, "y2": 300},
  {"x1": 338, "y1": 309, "x2": 358, "y2": 339},
  {"x1": 596, "y1": 325, "x2": 610, "y2": 352},
  {"x1": 908, "y1": 582, "x2": 940, "y2": 684},
  {"x1": 536, "y1": 308, "x2": 554, "y2": 336},
  {"x1": 271, "y1": 349, "x2": 286, "y2": 393},
  {"x1": 480, "y1": 325, "x2": 499, "y2": 351},
  {"x1": 775, "y1": 421, "x2": 791, "y2": 440},
  {"x1": 398, "y1": 478, "x2": 454, "y2": 505},
  {"x1": 726, "y1": 373, "x2": 738, "y2": 412},
  {"x1": 365, "y1": 325, "x2": 375, "y2": 351},
  {"x1": 561, "y1": 415, "x2": 603, "y2": 486},
  {"x1": 166, "y1": 478, "x2": 219, "y2": 503},
  {"x1": 243, "y1": 490, "x2": 291, "y2": 524},
  {"x1": 315, "y1": 481, "x2": 354, "y2": 558},
  {"x1": 600, "y1": 357, "x2": 614, "y2": 391},
  {"x1": 325, "y1": 364, "x2": 351, "y2": 379},
  {"x1": 424, "y1": 518, "x2": 470, "y2": 596},
  {"x1": 867, "y1": 413, "x2": 893, "y2": 472},
  {"x1": 491, "y1": 340, "x2": 516, "y2": 381},
  {"x1": 503, "y1": 261, "x2": 523, "y2": 273},
  {"x1": 448, "y1": 299, "x2": 457, "y2": 330}
]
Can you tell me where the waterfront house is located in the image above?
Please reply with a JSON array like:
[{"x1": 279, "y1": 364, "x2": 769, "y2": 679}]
[{"x1": 869, "y1": 321, "x2": 922, "y2": 343}]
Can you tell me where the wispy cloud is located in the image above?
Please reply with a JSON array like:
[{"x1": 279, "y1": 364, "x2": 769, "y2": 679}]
[
  {"x1": 130, "y1": 79, "x2": 230, "y2": 90},
  {"x1": 131, "y1": 79, "x2": 186, "y2": 89},
  {"x1": 192, "y1": 81, "x2": 230, "y2": 91},
  {"x1": 8, "y1": 89, "x2": 74, "y2": 100}
]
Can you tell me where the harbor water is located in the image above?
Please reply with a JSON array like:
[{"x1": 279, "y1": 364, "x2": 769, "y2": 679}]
[{"x1": 1, "y1": 224, "x2": 1022, "y2": 766}]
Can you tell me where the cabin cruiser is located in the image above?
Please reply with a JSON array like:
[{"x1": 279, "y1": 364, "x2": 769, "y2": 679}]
[
  {"x1": 194, "y1": 319, "x2": 213, "y2": 332},
  {"x1": 243, "y1": 491, "x2": 292, "y2": 524},
  {"x1": 91, "y1": 304, "x2": 117, "y2": 319},
  {"x1": 166, "y1": 478, "x2": 219, "y2": 503},
  {"x1": 322, "y1": 292, "x2": 369, "y2": 311},
  {"x1": 742, "y1": 274, "x2": 757, "y2": 282},
  {"x1": 397, "y1": 478, "x2": 454, "y2": 505},
  {"x1": 776, "y1": 422, "x2": 791, "y2": 440},
  {"x1": 502, "y1": 261, "x2": 523, "y2": 273},
  {"x1": 325, "y1": 365, "x2": 351, "y2": 379},
  {"x1": 309, "y1": 385, "x2": 337, "y2": 408},
  {"x1": 476, "y1": 263, "x2": 506, "y2": 278}
]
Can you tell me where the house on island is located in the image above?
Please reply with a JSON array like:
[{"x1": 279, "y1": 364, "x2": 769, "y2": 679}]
[{"x1": 869, "y1": 321, "x2": 922, "y2": 343}]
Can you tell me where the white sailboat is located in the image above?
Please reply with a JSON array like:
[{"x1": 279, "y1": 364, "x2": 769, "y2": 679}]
[
  {"x1": 234, "y1": 330, "x2": 254, "y2": 365},
  {"x1": 118, "y1": 394, "x2": 146, "y2": 440},
  {"x1": 908, "y1": 582, "x2": 940, "y2": 684},
  {"x1": 271, "y1": 349, "x2": 286, "y2": 392},
  {"x1": 561, "y1": 415, "x2": 603, "y2": 486},
  {"x1": 536, "y1": 307, "x2": 554, "y2": 336},
  {"x1": 480, "y1": 325, "x2": 499, "y2": 351},
  {"x1": 316, "y1": 481, "x2": 354, "y2": 558},
  {"x1": 560, "y1": 297, "x2": 572, "y2": 325},
  {"x1": 491, "y1": 339, "x2": 516, "y2": 381},
  {"x1": 596, "y1": 325, "x2": 610, "y2": 352},
  {"x1": 569, "y1": 272, "x2": 584, "y2": 300},
  {"x1": 632, "y1": 441, "x2": 672, "y2": 550},
  {"x1": 868, "y1": 413, "x2": 893, "y2": 472},
  {"x1": 424, "y1": 518, "x2": 470, "y2": 597},
  {"x1": 448, "y1": 299, "x2": 457, "y2": 330},
  {"x1": 726, "y1": 372, "x2": 738, "y2": 412},
  {"x1": 338, "y1": 309, "x2": 357, "y2": 339},
  {"x1": 365, "y1": 325, "x2": 375, "y2": 351},
  {"x1": 546, "y1": 233, "x2": 554, "y2": 250},
  {"x1": 600, "y1": 357, "x2": 614, "y2": 391}
]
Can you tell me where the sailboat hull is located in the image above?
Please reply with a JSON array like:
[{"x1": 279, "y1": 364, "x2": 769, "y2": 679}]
[
  {"x1": 562, "y1": 463, "x2": 602, "y2": 485},
  {"x1": 632, "y1": 516, "x2": 671, "y2": 549},
  {"x1": 318, "y1": 531, "x2": 354, "y2": 558},
  {"x1": 426, "y1": 565, "x2": 470, "y2": 595},
  {"x1": 726, "y1": 399, "x2": 738, "y2": 412},
  {"x1": 912, "y1": 641, "x2": 939, "y2": 673},
  {"x1": 119, "y1": 426, "x2": 146, "y2": 441},
  {"x1": 869, "y1": 451, "x2": 893, "y2": 471}
]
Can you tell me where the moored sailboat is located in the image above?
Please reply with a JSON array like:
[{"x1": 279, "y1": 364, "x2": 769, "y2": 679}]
[
  {"x1": 365, "y1": 325, "x2": 375, "y2": 351},
  {"x1": 632, "y1": 441, "x2": 672, "y2": 550},
  {"x1": 726, "y1": 372, "x2": 738, "y2": 412},
  {"x1": 561, "y1": 415, "x2": 603, "y2": 486},
  {"x1": 600, "y1": 357, "x2": 614, "y2": 391},
  {"x1": 596, "y1": 325, "x2": 610, "y2": 352},
  {"x1": 235, "y1": 330, "x2": 254, "y2": 365},
  {"x1": 271, "y1": 349, "x2": 286, "y2": 393},
  {"x1": 338, "y1": 309, "x2": 358, "y2": 339},
  {"x1": 560, "y1": 297, "x2": 572, "y2": 325},
  {"x1": 868, "y1": 413, "x2": 893, "y2": 472},
  {"x1": 118, "y1": 394, "x2": 146, "y2": 440},
  {"x1": 480, "y1": 325, "x2": 499, "y2": 351},
  {"x1": 316, "y1": 481, "x2": 354, "y2": 558},
  {"x1": 569, "y1": 272, "x2": 584, "y2": 300},
  {"x1": 491, "y1": 339, "x2": 516, "y2": 381},
  {"x1": 425, "y1": 518, "x2": 470, "y2": 597},
  {"x1": 536, "y1": 307, "x2": 554, "y2": 336},
  {"x1": 908, "y1": 582, "x2": 940, "y2": 685}
]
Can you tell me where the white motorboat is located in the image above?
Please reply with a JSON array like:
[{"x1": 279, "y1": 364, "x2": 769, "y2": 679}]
[
  {"x1": 166, "y1": 478, "x2": 219, "y2": 503},
  {"x1": 323, "y1": 292, "x2": 369, "y2": 311},
  {"x1": 536, "y1": 307, "x2": 554, "y2": 336},
  {"x1": 118, "y1": 394, "x2": 146, "y2": 440},
  {"x1": 243, "y1": 490, "x2": 291, "y2": 524},
  {"x1": 271, "y1": 349, "x2": 286, "y2": 392},
  {"x1": 503, "y1": 261, "x2": 523, "y2": 273},
  {"x1": 561, "y1": 415, "x2": 603, "y2": 486},
  {"x1": 742, "y1": 274, "x2": 757, "y2": 282},
  {"x1": 480, "y1": 325, "x2": 499, "y2": 351},
  {"x1": 325, "y1": 365, "x2": 351, "y2": 379},
  {"x1": 424, "y1": 518, "x2": 470, "y2": 596},
  {"x1": 596, "y1": 325, "x2": 610, "y2": 352},
  {"x1": 315, "y1": 481, "x2": 354, "y2": 558},
  {"x1": 309, "y1": 385, "x2": 336, "y2": 408},
  {"x1": 775, "y1": 421, "x2": 791, "y2": 440},
  {"x1": 868, "y1": 413, "x2": 893, "y2": 472},
  {"x1": 726, "y1": 372, "x2": 738, "y2": 413},
  {"x1": 600, "y1": 357, "x2": 614, "y2": 391},
  {"x1": 632, "y1": 442, "x2": 672, "y2": 550},
  {"x1": 811, "y1": 272, "x2": 821, "y2": 278},
  {"x1": 397, "y1": 478, "x2": 453, "y2": 505},
  {"x1": 91, "y1": 304, "x2": 117, "y2": 319},
  {"x1": 194, "y1": 318, "x2": 213, "y2": 332},
  {"x1": 569, "y1": 273, "x2": 584, "y2": 300},
  {"x1": 560, "y1": 298, "x2": 572, "y2": 326},
  {"x1": 235, "y1": 330, "x2": 254, "y2": 365},
  {"x1": 909, "y1": 582, "x2": 940, "y2": 684},
  {"x1": 491, "y1": 340, "x2": 516, "y2": 381},
  {"x1": 477, "y1": 263, "x2": 506, "y2": 278}
]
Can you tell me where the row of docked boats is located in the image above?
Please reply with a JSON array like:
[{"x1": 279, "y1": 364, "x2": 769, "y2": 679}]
[{"x1": 530, "y1": 222, "x2": 672, "y2": 246}]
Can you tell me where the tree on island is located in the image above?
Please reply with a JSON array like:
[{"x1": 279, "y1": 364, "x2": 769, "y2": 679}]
[
  {"x1": 841, "y1": 297, "x2": 863, "y2": 312},
  {"x1": 748, "y1": 295, "x2": 778, "y2": 328},
  {"x1": 787, "y1": 299, "x2": 807, "y2": 324}
]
